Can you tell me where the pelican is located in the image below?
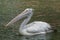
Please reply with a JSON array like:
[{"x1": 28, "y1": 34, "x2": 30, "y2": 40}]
[{"x1": 5, "y1": 8, "x2": 56, "y2": 36}]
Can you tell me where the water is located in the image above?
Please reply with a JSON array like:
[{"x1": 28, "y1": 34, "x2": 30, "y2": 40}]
[
  {"x1": 0, "y1": 0, "x2": 60, "y2": 40},
  {"x1": 20, "y1": 33, "x2": 55, "y2": 40}
]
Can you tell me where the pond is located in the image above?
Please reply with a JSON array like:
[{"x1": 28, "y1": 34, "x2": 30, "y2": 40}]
[{"x1": 0, "y1": 0, "x2": 60, "y2": 40}]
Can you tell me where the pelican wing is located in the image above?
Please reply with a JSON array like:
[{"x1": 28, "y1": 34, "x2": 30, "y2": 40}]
[
  {"x1": 26, "y1": 21, "x2": 52, "y2": 33},
  {"x1": 26, "y1": 23, "x2": 40, "y2": 33},
  {"x1": 27, "y1": 27, "x2": 40, "y2": 33},
  {"x1": 27, "y1": 29, "x2": 40, "y2": 33}
]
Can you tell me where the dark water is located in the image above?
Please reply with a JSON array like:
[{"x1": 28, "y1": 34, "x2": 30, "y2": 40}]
[
  {"x1": 19, "y1": 33, "x2": 60, "y2": 40},
  {"x1": 0, "y1": 0, "x2": 60, "y2": 40}
]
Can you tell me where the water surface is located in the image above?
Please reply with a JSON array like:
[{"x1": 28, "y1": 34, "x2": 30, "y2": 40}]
[{"x1": 0, "y1": 0, "x2": 60, "y2": 40}]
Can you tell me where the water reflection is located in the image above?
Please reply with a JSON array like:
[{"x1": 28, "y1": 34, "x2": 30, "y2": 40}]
[{"x1": 20, "y1": 33, "x2": 53, "y2": 40}]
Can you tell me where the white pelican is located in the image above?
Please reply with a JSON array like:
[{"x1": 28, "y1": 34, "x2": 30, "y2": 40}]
[{"x1": 5, "y1": 8, "x2": 56, "y2": 36}]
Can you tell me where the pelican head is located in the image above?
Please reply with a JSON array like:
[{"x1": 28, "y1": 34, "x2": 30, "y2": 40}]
[
  {"x1": 5, "y1": 8, "x2": 34, "y2": 27},
  {"x1": 25, "y1": 8, "x2": 33, "y2": 12}
]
